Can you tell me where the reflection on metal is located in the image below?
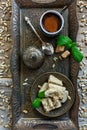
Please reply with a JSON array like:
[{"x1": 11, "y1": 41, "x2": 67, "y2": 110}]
[{"x1": 32, "y1": 0, "x2": 56, "y2": 4}]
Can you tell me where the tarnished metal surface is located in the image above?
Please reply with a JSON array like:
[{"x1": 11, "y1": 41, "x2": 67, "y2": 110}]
[
  {"x1": 16, "y1": 118, "x2": 76, "y2": 130},
  {"x1": 11, "y1": 0, "x2": 79, "y2": 129},
  {"x1": 14, "y1": 0, "x2": 73, "y2": 8},
  {"x1": 20, "y1": 7, "x2": 69, "y2": 119}
]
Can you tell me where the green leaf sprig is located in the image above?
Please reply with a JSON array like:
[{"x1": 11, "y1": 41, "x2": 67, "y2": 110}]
[
  {"x1": 38, "y1": 91, "x2": 45, "y2": 98},
  {"x1": 32, "y1": 98, "x2": 42, "y2": 108},
  {"x1": 32, "y1": 91, "x2": 45, "y2": 108},
  {"x1": 57, "y1": 35, "x2": 83, "y2": 62}
]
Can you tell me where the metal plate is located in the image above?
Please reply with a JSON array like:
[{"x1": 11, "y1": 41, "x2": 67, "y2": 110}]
[{"x1": 31, "y1": 72, "x2": 75, "y2": 117}]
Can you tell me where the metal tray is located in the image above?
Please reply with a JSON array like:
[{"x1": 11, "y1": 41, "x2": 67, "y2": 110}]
[{"x1": 11, "y1": 0, "x2": 80, "y2": 129}]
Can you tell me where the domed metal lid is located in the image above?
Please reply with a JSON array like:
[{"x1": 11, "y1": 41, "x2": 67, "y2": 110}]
[{"x1": 23, "y1": 46, "x2": 44, "y2": 69}]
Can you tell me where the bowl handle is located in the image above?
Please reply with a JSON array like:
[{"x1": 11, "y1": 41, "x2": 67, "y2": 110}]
[{"x1": 33, "y1": 124, "x2": 58, "y2": 130}]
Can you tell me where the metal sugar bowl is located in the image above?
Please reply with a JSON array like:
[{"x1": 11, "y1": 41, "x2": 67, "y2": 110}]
[{"x1": 23, "y1": 46, "x2": 44, "y2": 69}]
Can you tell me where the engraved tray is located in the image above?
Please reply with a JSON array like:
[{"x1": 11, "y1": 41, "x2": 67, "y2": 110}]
[{"x1": 11, "y1": 0, "x2": 80, "y2": 129}]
